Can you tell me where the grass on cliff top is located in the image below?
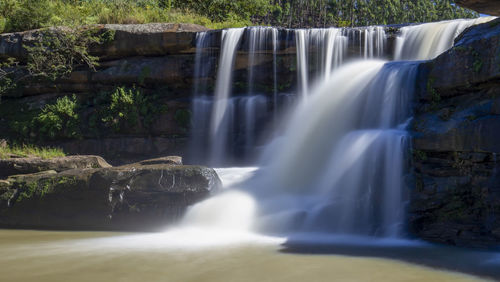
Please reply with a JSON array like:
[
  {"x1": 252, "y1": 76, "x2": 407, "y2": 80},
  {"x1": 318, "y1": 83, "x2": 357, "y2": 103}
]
[
  {"x1": 0, "y1": 0, "x2": 250, "y2": 33},
  {"x1": 0, "y1": 144, "x2": 66, "y2": 159}
]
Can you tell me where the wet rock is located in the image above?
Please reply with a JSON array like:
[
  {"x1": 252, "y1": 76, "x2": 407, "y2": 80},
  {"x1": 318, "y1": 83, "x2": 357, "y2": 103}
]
[{"x1": 411, "y1": 18, "x2": 500, "y2": 248}]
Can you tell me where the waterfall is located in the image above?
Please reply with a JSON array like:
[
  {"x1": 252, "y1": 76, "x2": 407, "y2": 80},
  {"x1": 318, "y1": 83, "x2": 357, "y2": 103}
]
[
  {"x1": 245, "y1": 27, "x2": 278, "y2": 156},
  {"x1": 295, "y1": 28, "x2": 348, "y2": 97},
  {"x1": 208, "y1": 28, "x2": 244, "y2": 165},
  {"x1": 182, "y1": 17, "x2": 492, "y2": 240},
  {"x1": 394, "y1": 17, "x2": 495, "y2": 60},
  {"x1": 189, "y1": 25, "x2": 390, "y2": 165},
  {"x1": 363, "y1": 26, "x2": 386, "y2": 58},
  {"x1": 189, "y1": 31, "x2": 216, "y2": 164},
  {"x1": 250, "y1": 61, "x2": 418, "y2": 236}
]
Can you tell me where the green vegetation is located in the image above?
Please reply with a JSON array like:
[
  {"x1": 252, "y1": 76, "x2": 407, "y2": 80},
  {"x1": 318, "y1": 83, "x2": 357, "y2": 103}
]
[
  {"x1": 175, "y1": 109, "x2": 192, "y2": 132},
  {"x1": 24, "y1": 27, "x2": 114, "y2": 81},
  {"x1": 0, "y1": 0, "x2": 479, "y2": 33},
  {"x1": 100, "y1": 86, "x2": 168, "y2": 133},
  {"x1": 7, "y1": 95, "x2": 81, "y2": 141},
  {"x1": 34, "y1": 95, "x2": 81, "y2": 140},
  {"x1": 4, "y1": 86, "x2": 169, "y2": 141},
  {"x1": 0, "y1": 57, "x2": 17, "y2": 101},
  {"x1": 15, "y1": 180, "x2": 38, "y2": 202},
  {"x1": 471, "y1": 50, "x2": 483, "y2": 73},
  {"x1": 0, "y1": 0, "x2": 250, "y2": 33},
  {"x1": 12, "y1": 175, "x2": 78, "y2": 203},
  {"x1": 426, "y1": 77, "x2": 441, "y2": 110},
  {"x1": 0, "y1": 144, "x2": 65, "y2": 159},
  {"x1": 0, "y1": 27, "x2": 114, "y2": 99},
  {"x1": 413, "y1": 149, "x2": 428, "y2": 161}
]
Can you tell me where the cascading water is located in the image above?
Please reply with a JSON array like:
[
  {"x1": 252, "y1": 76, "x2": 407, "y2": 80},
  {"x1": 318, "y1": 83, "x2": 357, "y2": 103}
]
[
  {"x1": 189, "y1": 25, "x2": 388, "y2": 165},
  {"x1": 395, "y1": 17, "x2": 495, "y2": 60},
  {"x1": 295, "y1": 28, "x2": 348, "y2": 97},
  {"x1": 182, "y1": 17, "x2": 495, "y2": 242},
  {"x1": 209, "y1": 28, "x2": 245, "y2": 165},
  {"x1": 249, "y1": 60, "x2": 418, "y2": 236}
]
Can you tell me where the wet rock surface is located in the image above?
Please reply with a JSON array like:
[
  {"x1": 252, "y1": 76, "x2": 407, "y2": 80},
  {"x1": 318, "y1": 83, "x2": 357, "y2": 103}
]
[
  {"x1": 411, "y1": 19, "x2": 500, "y2": 248},
  {"x1": 0, "y1": 156, "x2": 221, "y2": 231}
]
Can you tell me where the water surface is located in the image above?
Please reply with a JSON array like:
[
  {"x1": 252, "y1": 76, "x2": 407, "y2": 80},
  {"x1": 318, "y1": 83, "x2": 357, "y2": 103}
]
[{"x1": 0, "y1": 229, "x2": 494, "y2": 282}]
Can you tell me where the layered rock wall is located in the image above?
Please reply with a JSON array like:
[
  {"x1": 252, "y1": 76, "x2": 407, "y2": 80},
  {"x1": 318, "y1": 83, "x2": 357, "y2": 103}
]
[
  {"x1": 0, "y1": 24, "x2": 399, "y2": 164},
  {"x1": 410, "y1": 18, "x2": 500, "y2": 247}
]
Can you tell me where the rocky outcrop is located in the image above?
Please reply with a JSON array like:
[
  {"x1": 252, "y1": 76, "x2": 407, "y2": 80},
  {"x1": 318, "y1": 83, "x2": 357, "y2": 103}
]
[
  {"x1": 0, "y1": 155, "x2": 111, "y2": 178},
  {"x1": 0, "y1": 23, "x2": 208, "y2": 60},
  {"x1": 456, "y1": 0, "x2": 500, "y2": 16},
  {"x1": 410, "y1": 18, "x2": 500, "y2": 247},
  {"x1": 0, "y1": 155, "x2": 221, "y2": 231}
]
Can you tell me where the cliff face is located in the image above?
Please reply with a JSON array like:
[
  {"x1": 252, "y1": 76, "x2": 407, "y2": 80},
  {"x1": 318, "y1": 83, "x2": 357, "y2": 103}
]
[
  {"x1": 410, "y1": 18, "x2": 500, "y2": 247},
  {"x1": 0, "y1": 23, "x2": 209, "y2": 164},
  {"x1": 0, "y1": 24, "x2": 399, "y2": 164}
]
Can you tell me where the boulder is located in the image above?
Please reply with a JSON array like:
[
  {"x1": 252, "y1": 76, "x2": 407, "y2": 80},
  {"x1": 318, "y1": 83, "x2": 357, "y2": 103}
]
[
  {"x1": 0, "y1": 155, "x2": 111, "y2": 179},
  {"x1": 0, "y1": 162, "x2": 221, "y2": 231},
  {"x1": 456, "y1": 0, "x2": 500, "y2": 16}
]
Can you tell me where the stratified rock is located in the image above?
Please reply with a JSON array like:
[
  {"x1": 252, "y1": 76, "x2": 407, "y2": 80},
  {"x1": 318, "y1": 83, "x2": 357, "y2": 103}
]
[
  {"x1": 411, "y1": 18, "x2": 500, "y2": 248},
  {"x1": 93, "y1": 23, "x2": 209, "y2": 59},
  {"x1": 456, "y1": 0, "x2": 500, "y2": 16},
  {"x1": 0, "y1": 23, "x2": 209, "y2": 61},
  {"x1": 0, "y1": 163, "x2": 221, "y2": 231},
  {"x1": 0, "y1": 155, "x2": 111, "y2": 179}
]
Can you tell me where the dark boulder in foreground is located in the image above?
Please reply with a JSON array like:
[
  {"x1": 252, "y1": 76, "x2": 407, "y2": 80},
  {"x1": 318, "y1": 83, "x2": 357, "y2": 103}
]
[{"x1": 0, "y1": 156, "x2": 221, "y2": 231}]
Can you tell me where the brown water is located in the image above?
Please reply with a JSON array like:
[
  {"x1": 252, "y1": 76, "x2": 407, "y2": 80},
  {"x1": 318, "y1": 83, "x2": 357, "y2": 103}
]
[{"x1": 0, "y1": 229, "x2": 493, "y2": 282}]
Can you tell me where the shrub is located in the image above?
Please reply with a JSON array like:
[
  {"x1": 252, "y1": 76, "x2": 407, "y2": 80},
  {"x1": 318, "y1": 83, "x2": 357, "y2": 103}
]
[
  {"x1": 34, "y1": 95, "x2": 80, "y2": 140},
  {"x1": 101, "y1": 86, "x2": 167, "y2": 133}
]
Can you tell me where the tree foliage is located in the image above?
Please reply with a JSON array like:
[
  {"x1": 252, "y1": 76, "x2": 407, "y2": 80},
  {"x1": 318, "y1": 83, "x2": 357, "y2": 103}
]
[
  {"x1": 0, "y1": 0, "x2": 479, "y2": 33},
  {"x1": 261, "y1": 0, "x2": 478, "y2": 27},
  {"x1": 24, "y1": 27, "x2": 113, "y2": 81}
]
